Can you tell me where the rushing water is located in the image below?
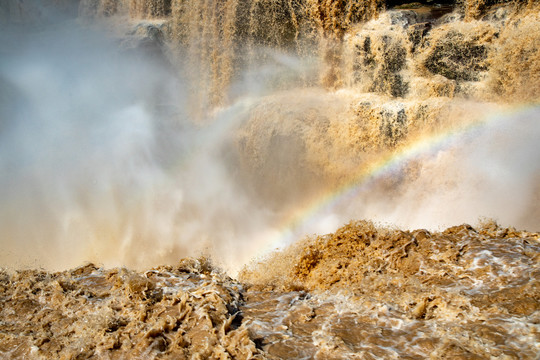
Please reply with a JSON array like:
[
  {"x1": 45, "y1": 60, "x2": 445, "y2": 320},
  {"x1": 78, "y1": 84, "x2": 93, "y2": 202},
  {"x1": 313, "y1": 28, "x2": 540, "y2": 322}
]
[
  {"x1": 1, "y1": 222, "x2": 539, "y2": 358},
  {"x1": 0, "y1": 0, "x2": 539, "y2": 358}
]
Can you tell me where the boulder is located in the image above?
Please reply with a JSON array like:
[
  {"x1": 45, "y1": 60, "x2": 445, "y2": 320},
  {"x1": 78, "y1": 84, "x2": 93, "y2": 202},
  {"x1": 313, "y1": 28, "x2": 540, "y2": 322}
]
[
  {"x1": 348, "y1": 12, "x2": 418, "y2": 97},
  {"x1": 423, "y1": 30, "x2": 488, "y2": 81},
  {"x1": 417, "y1": 21, "x2": 497, "y2": 82}
]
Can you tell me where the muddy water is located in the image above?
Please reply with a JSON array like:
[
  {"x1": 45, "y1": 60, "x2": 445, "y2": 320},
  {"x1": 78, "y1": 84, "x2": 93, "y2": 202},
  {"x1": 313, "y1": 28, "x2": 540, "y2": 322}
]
[
  {"x1": 241, "y1": 221, "x2": 540, "y2": 359},
  {"x1": 1, "y1": 0, "x2": 540, "y2": 358},
  {"x1": 0, "y1": 259, "x2": 260, "y2": 359},
  {"x1": 1, "y1": 222, "x2": 538, "y2": 359}
]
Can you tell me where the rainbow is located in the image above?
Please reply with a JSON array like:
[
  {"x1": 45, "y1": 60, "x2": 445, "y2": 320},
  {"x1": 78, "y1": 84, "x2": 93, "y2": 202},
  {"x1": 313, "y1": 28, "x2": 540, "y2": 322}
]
[{"x1": 274, "y1": 104, "x2": 540, "y2": 242}]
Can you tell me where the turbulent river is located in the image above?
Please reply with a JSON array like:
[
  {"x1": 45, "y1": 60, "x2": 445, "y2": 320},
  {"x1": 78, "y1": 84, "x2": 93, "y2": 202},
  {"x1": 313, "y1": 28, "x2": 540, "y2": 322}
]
[{"x1": 0, "y1": 0, "x2": 539, "y2": 358}]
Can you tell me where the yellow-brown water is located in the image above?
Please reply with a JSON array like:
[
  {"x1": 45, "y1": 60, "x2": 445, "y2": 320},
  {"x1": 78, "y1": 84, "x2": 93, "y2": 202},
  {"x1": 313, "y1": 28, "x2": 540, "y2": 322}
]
[
  {"x1": 1, "y1": 0, "x2": 540, "y2": 358},
  {"x1": 1, "y1": 222, "x2": 538, "y2": 358}
]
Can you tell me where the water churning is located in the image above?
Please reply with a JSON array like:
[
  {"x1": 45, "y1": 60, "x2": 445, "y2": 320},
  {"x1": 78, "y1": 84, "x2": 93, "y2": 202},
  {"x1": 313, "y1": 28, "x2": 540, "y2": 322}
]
[{"x1": 0, "y1": 0, "x2": 539, "y2": 358}]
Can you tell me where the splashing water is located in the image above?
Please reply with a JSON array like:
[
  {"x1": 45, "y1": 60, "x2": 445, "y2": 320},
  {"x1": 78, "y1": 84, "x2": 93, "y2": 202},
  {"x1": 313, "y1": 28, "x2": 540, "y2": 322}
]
[
  {"x1": 1, "y1": 0, "x2": 539, "y2": 272},
  {"x1": 0, "y1": 16, "x2": 269, "y2": 272},
  {"x1": 1, "y1": 1, "x2": 540, "y2": 359}
]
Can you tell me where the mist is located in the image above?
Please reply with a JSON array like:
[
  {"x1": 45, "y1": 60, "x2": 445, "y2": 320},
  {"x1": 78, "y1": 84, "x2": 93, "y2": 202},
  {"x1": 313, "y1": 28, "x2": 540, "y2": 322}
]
[
  {"x1": 290, "y1": 105, "x2": 540, "y2": 240},
  {"x1": 1, "y1": 3, "x2": 539, "y2": 275},
  {"x1": 1, "y1": 2, "x2": 539, "y2": 359},
  {"x1": 0, "y1": 18, "x2": 280, "y2": 273}
]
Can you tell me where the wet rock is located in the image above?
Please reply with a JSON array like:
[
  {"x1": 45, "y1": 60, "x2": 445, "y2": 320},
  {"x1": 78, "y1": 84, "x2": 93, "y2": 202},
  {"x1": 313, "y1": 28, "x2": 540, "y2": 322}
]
[
  {"x1": 408, "y1": 21, "x2": 432, "y2": 52},
  {"x1": 385, "y1": 9, "x2": 425, "y2": 27},
  {"x1": 422, "y1": 30, "x2": 489, "y2": 81},
  {"x1": 436, "y1": 10, "x2": 465, "y2": 24},
  {"x1": 379, "y1": 106, "x2": 408, "y2": 145},
  {"x1": 132, "y1": 22, "x2": 167, "y2": 45},
  {"x1": 120, "y1": 21, "x2": 169, "y2": 60},
  {"x1": 350, "y1": 13, "x2": 412, "y2": 97},
  {"x1": 354, "y1": 33, "x2": 409, "y2": 96}
]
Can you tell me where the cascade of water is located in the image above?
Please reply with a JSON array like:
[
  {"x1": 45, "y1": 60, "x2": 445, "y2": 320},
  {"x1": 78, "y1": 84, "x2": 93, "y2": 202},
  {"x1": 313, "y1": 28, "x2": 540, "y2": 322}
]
[{"x1": 0, "y1": 0, "x2": 538, "y2": 271}]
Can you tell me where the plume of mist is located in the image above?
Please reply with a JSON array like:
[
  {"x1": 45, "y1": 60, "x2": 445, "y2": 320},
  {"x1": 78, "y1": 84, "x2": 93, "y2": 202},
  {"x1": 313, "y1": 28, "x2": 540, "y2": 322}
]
[
  {"x1": 395, "y1": 106, "x2": 540, "y2": 231},
  {"x1": 1, "y1": 4, "x2": 539, "y2": 275},
  {"x1": 0, "y1": 18, "x2": 282, "y2": 273},
  {"x1": 293, "y1": 106, "x2": 540, "y2": 239}
]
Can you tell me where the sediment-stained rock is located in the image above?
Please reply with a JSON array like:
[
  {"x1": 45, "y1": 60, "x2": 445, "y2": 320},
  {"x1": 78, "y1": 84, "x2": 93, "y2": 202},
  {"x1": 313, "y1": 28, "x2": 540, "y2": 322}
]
[{"x1": 349, "y1": 12, "x2": 412, "y2": 97}]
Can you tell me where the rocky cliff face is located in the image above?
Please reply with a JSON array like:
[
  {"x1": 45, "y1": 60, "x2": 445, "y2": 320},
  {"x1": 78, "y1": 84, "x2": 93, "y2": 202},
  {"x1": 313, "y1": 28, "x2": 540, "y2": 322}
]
[
  {"x1": 3, "y1": 0, "x2": 538, "y2": 243},
  {"x1": 232, "y1": 2, "x2": 540, "y2": 209},
  {"x1": 3, "y1": 0, "x2": 537, "y2": 103}
]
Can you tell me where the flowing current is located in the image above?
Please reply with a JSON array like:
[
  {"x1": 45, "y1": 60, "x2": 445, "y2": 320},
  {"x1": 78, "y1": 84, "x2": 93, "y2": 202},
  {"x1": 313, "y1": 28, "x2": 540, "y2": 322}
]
[{"x1": 0, "y1": 0, "x2": 539, "y2": 359}]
